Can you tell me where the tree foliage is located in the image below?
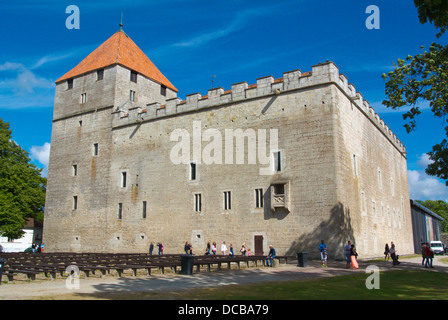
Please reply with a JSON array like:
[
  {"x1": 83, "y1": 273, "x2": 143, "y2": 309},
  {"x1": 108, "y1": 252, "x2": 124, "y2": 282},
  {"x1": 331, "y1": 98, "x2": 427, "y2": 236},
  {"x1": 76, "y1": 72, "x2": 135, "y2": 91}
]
[
  {"x1": 416, "y1": 199, "x2": 448, "y2": 232},
  {"x1": 0, "y1": 118, "x2": 46, "y2": 240},
  {"x1": 414, "y1": 0, "x2": 448, "y2": 38},
  {"x1": 382, "y1": 1, "x2": 448, "y2": 184}
]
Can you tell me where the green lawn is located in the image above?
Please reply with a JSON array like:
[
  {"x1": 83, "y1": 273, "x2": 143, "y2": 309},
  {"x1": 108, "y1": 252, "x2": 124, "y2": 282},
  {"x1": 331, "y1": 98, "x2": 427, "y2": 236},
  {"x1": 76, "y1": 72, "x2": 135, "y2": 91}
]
[
  {"x1": 46, "y1": 269, "x2": 448, "y2": 300},
  {"x1": 174, "y1": 270, "x2": 448, "y2": 300}
]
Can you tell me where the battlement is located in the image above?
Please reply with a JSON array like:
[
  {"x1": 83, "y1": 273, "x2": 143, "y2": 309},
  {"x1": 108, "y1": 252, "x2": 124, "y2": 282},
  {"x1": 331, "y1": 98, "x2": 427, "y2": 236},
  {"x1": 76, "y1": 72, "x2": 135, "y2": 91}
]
[{"x1": 112, "y1": 61, "x2": 406, "y2": 154}]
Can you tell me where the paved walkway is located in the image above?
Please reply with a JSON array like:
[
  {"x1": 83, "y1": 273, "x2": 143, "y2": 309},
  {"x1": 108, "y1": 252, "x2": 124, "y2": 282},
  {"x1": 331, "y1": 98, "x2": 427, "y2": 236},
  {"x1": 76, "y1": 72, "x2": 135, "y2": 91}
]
[{"x1": 0, "y1": 255, "x2": 446, "y2": 300}]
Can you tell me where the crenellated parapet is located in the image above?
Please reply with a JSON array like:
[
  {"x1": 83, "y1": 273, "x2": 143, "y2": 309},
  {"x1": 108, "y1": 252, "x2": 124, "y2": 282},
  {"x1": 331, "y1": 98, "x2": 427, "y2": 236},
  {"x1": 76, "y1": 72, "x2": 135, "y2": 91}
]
[{"x1": 112, "y1": 61, "x2": 406, "y2": 154}]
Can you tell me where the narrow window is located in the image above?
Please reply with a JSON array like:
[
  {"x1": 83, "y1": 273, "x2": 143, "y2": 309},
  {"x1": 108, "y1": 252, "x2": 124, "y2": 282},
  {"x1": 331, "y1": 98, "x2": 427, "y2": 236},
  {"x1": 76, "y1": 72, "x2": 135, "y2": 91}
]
[
  {"x1": 353, "y1": 154, "x2": 358, "y2": 176},
  {"x1": 130, "y1": 90, "x2": 136, "y2": 101},
  {"x1": 121, "y1": 172, "x2": 127, "y2": 188},
  {"x1": 224, "y1": 191, "x2": 231, "y2": 210},
  {"x1": 273, "y1": 151, "x2": 282, "y2": 172},
  {"x1": 97, "y1": 69, "x2": 104, "y2": 80},
  {"x1": 160, "y1": 85, "x2": 167, "y2": 96},
  {"x1": 361, "y1": 191, "x2": 366, "y2": 212},
  {"x1": 79, "y1": 120, "x2": 82, "y2": 127},
  {"x1": 73, "y1": 196, "x2": 78, "y2": 210},
  {"x1": 81, "y1": 93, "x2": 87, "y2": 104},
  {"x1": 73, "y1": 164, "x2": 78, "y2": 176},
  {"x1": 142, "y1": 201, "x2": 147, "y2": 219},
  {"x1": 93, "y1": 143, "x2": 99, "y2": 156},
  {"x1": 130, "y1": 70, "x2": 137, "y2": 83},
  {"x1": 255, "y1": 188, "x2": 263, "y2": 208},
  {"x1": 377, "y1": 169, "x2": 382, "y2": 188},
  {"x1": 190, "y1": 162, "x2": 196, "y2": 180},
  {"x1": 67, "y1": 79, "x2": 73, "y2": 90},
  {"x1": 194, "y1": 193, "x2": 202, "y2": 212},
  {"x1": 118, "y1": 203, "x2": 122, "y2": 220},
  {"x1": 390, "y1": 178, "x2": 395, "y2": 196}
]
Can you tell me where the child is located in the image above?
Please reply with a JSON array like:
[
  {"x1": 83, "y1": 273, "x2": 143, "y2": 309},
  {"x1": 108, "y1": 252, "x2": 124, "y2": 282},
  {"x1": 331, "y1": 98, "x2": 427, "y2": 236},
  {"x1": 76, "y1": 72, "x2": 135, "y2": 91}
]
[{"x1": 248, "y1": 248, "x2": 252, "y2": 256}]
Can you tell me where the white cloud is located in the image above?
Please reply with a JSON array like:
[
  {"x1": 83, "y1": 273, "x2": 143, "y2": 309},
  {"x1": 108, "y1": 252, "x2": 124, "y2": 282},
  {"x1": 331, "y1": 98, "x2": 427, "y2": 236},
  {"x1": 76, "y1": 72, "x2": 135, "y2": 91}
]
[
  {"x1": 408, "y1": 169, "x2": 448, "y2": 202},
  {"x1": 30, "y1": 142, "x2": 51, "y2": 177},
  {"x1": 417, "y1": 153, "x2": 433, "y2": 168},
  {"x1": 0, "y1": 62, "x2": 55, "y2": 109}
]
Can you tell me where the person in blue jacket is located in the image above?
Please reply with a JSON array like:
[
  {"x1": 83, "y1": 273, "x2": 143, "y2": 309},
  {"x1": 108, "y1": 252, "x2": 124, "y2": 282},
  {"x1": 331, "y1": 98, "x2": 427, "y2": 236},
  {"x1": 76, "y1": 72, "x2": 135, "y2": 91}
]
[{"x1": 266, "y1": 245, "x2": 276, "y2": 267}]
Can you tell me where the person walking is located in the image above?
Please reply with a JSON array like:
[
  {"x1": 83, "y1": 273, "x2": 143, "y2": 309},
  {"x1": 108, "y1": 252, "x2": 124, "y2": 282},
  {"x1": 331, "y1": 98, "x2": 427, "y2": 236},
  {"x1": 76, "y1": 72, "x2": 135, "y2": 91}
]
[
  {"x1": 212, "y1": 242, "x2": 217, "y2": 255},
  {"x1": 350, "y1": 244, "x2": 359, "y2": 269},
  {"x1": 266, "y1": 245, "x2": 276, "y2": 267},
  {"x1": 149, "y1": 242, "x2": 154, "y2": 255},
  {"x1": 319, "y1": 240, "x2": 327, "y2": 267},
  {"x1": 157, "y1": 242, "x2": 164, "y2": 255},
  {"x1": 390, "y1": 243, "x2": 400, "y2": 266},
  {"x1": 345, "y1": 241, "x2": 352, "y2": 269},
  {"x1": 425, "y1": 243, "x2": 434, "y2": 268},
  {"x1": 384, "y1": 243, "x2": 390, "y2": 261},
  {"x1": 421, "y1": 243, "x2": 427, "y2": 266}
]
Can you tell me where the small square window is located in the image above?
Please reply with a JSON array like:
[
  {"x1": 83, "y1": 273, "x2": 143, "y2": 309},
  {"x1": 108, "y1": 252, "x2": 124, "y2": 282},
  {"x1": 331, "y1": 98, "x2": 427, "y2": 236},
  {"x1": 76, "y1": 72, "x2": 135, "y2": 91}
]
[
  {"x1": 67, "y1": 79, "x2": 73, "y2": 90},
  {"x1": 161, "y1": 85, "x2": 167, "y2": 96}
]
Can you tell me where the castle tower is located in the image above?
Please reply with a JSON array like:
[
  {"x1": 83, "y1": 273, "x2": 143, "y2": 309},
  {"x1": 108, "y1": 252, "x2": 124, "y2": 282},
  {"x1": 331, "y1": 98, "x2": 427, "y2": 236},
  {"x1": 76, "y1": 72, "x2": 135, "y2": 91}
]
[{"x1": 44, "y1": 26, "x2": 177, "y2": 252}]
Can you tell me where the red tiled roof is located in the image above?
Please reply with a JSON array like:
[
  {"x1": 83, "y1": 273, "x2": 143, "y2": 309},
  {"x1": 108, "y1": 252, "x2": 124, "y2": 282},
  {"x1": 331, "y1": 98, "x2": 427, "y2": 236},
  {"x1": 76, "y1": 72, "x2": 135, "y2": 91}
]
[{"x1": 56, "y1": 30, "x2": 177, "y2": 92}]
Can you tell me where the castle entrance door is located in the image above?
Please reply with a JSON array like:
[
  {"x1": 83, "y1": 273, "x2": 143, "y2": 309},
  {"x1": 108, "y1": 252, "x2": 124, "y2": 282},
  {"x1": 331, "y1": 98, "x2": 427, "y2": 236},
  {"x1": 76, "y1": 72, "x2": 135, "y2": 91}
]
[{"x1": 254, "y1": 235, "x2": 263, "y2": 256}]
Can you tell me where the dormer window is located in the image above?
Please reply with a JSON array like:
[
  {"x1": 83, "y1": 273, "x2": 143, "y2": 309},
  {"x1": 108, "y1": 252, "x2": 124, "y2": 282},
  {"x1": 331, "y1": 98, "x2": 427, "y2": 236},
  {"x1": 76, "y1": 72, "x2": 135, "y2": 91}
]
[{"x1": 130, "y1": 70, "x2": 137, "y2": 83}]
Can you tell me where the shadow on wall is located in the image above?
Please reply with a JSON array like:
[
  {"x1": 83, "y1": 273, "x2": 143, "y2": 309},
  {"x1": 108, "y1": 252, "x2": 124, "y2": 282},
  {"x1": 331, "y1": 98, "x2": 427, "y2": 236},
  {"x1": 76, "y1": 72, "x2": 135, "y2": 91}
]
[{"x1": 285, "y1": 202, "x2": 355, "y2": 260}]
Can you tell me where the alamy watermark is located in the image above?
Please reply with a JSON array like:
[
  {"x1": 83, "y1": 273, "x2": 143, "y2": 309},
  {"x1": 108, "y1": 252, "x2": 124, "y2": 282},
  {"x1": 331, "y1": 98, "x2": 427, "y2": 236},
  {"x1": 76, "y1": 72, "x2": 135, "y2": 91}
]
[
  {"x1": 365, "y1": 265, "x2": 380, "y2": 289},
  {"x1": 66, "y1": 5, "x2": 80, "y2": 30},
  {"x1": 170, "y1": 121, "x2": 279, "y2": 175},
  {"x1": 65, "y1": 265, "x2": 80, "y2": 290}
]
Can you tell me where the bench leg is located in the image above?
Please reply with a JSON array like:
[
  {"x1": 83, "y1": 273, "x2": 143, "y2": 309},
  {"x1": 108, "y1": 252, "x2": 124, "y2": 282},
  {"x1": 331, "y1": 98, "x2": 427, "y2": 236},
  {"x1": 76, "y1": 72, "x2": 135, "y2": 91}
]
[
  {"x1": 116, "y1": 269, "x2": 123, "y2": 277},
  {"x1": 132, "y1": 269, "x2": 137, "y2": 277}
]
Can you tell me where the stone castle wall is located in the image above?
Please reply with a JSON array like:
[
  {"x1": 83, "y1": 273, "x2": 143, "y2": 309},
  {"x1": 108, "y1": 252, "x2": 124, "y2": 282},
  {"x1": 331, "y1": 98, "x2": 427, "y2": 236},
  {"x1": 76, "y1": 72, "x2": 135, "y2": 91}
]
[{"x1": 43, "y1": 61, "x2": 412, "y2": 259}]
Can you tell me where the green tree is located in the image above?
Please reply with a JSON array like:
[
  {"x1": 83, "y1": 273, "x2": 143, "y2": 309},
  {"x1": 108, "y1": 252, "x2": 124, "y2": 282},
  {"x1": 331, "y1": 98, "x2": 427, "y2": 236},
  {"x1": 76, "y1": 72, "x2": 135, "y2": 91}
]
[
  {"x1": 382, "y1": 1, "x2": 448, "y2": 184},
  {"x1": 416, "y1": 199, "x2": 448, "y2": 232},
  {"x1": 0, "y1": 118, "x2": 46, "y2": 240}
]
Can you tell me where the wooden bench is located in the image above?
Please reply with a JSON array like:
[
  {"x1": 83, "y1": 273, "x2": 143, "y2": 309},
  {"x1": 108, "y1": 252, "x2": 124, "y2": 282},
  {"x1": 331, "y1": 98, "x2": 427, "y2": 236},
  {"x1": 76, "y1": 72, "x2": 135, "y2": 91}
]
[{"x1": 6, "y1": 269, "x2": 40, "y2": 281}]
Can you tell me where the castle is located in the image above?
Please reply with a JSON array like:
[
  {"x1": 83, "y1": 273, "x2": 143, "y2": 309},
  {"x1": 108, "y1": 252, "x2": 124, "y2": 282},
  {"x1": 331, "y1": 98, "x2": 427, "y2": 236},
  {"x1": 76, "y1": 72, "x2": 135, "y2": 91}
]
[{"x1": 43, "y1": 26, "x2": 414, "y2": 259}]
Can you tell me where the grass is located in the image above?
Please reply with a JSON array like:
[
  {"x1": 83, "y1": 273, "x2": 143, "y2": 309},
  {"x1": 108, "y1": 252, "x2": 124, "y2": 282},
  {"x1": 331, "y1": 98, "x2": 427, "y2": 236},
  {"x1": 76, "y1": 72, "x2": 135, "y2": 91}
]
[{"x1": 38, "y1": 269, "x2": 448, "y2": 300}]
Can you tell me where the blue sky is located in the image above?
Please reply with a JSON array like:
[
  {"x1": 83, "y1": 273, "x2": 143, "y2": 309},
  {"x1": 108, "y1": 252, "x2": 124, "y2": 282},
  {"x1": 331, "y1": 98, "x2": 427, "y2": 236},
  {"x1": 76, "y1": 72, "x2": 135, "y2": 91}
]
[{"x1": 1, "y1": 0, "x2": 447, "y2": 200}]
